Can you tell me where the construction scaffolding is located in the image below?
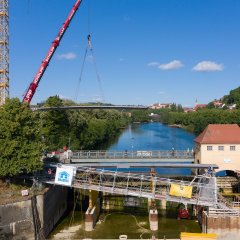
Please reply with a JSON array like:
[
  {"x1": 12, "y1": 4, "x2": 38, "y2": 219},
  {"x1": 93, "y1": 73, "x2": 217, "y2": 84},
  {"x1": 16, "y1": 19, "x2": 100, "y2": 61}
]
[{"x1": 0, "y1": 0, "x2": 9, "y2": 105}]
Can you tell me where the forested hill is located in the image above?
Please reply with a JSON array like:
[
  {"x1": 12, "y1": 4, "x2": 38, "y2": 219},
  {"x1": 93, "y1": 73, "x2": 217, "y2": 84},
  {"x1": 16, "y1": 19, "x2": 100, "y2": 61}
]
[{"x1": 222, "y1": 87, "x2": 240, "y2": 107}]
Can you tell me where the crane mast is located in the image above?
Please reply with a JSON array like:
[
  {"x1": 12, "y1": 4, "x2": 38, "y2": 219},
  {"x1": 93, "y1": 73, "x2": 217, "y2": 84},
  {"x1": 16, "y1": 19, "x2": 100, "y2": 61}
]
[
  {"x1": 0, "y1": 0, "x2": 9, "y2": 105},
  {"x1": 23, "y1": 0, "x2": 83, "y2": 105}
]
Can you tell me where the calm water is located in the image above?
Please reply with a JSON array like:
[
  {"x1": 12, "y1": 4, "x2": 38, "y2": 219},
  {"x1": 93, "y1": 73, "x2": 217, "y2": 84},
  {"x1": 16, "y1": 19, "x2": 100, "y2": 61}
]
[
  {"x1": 108, "y1": 122, "x2": 196, "y2": 176},
  {"x1": 108, "y1": 122, "x2": 195, "y2": 151}
]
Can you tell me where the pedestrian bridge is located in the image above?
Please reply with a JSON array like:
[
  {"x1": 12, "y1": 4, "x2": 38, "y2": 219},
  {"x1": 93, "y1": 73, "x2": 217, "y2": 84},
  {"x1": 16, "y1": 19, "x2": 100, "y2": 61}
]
[
  {"x1": 68, "y1": 150, "x2": 194, "y2": 167},
  {"x1": 41, "y1": 165, "x2": 237, "y2": 214}
]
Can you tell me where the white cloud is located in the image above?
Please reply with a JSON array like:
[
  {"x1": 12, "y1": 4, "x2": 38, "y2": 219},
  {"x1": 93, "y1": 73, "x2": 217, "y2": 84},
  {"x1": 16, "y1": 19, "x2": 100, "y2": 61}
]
[
  {"x1": 158, "y1": 60, "x2": 184, "y2": 70},
  {"x1": 56, "y1": 52, "x2": 77, "y2": 60},
  {"x1": 193, "y1": 61, "x2": 223, "y2": 72},
  {"x1": 148, "y1": 62, "x2": 159, "y2": 67}
]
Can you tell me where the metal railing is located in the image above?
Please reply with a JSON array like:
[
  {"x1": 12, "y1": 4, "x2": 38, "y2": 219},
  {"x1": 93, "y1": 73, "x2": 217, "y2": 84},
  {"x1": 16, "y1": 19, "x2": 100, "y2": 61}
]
[
  {"x1": 71, "y1": 150, "x2": 194, "y2": 160},
  {"x1": 43, "y1": 167, "x2": 218, "y2": 207}
]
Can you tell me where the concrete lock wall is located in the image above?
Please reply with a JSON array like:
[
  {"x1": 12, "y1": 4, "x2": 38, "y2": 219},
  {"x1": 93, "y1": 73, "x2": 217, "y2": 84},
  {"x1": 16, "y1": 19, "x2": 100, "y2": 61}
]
[
  {"x1": 0, "y1": 200, "x2": 34, "y2": 239},
  {"x1": 0, "y1": 185, "x2": 68, "y2": 239},
  {"x1": 202, "y1": 211, "x2": 240, "y2": 240}
]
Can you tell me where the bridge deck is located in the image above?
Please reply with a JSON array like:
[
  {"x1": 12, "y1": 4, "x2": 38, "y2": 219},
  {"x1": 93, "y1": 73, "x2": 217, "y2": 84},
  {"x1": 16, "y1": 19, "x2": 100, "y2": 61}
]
[
  {"x1": 41, "y1": 166, "x2": 239, "y2": 214},
  {"x1": 71, "y1": 150, "x2": 194, "y2": 160},
  {"x1": 69, "y1": 150, "x2": 195, "y2": 166}
]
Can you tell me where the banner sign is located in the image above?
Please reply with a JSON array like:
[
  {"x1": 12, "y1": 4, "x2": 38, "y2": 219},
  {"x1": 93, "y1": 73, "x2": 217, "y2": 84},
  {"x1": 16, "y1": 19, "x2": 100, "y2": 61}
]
[
  {"x1": 169, "y1": 184, "x2": 193, "y2": 198},
  {"x1": 55, "y1": 166, "x2": 76, "y2": 186}
]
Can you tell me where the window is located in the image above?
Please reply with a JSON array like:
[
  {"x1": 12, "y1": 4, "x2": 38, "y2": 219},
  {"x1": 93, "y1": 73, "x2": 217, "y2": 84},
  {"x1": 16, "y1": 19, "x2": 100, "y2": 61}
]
[
  {"x1": 230, "y1": 146, "x2": 236, "y2": 151},
  {"x1": 207, "y1": 146, "x2": 212, "y2": 151},
  {"x1": 218, "y1": 146, "x2": 224, "y2": 151}
]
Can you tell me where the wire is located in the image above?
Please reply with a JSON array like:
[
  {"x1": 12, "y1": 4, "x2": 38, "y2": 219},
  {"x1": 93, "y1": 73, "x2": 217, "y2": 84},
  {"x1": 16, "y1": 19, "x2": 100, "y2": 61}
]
[
  {"x1": 101, "y1": 212, "x2": 151, "y2": 239},
  {"x1": 75, "y1": 35, "x2": 105, "y2": 103},
  {"x1": 89, "y1": 45, "x2": 105, "y2": 102},
  {"x1": 74, "y1": 43, "x2": 89, "y2": 101},
  {"x1": 69, "y1": 189, "x2": 81, "y2": 227}
]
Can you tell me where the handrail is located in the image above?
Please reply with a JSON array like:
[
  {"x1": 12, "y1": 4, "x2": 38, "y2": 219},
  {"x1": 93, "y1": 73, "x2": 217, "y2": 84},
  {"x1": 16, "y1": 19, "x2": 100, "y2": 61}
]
[{"x1": 71, "y1": 150, "x2": 194, "y2": 159}]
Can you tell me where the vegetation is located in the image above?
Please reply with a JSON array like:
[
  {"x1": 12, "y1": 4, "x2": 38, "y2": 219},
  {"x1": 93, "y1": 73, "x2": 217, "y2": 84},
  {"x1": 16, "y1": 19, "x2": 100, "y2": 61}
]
[
  {"x1": 222, "y1": 86, "x2": 240, "y2": 108},
  {"x1": 0, "y1": 98, "x2": 43, "y2": 177},
  {"x1": 0, "y1": 96, "x2": 129, "y2": 177},
  {"x1": 160, "y1": 109, "x2": 240, "y2": 135},
  {"x1": 40, "y1": 96, "x2": 129, "y2": 150}
]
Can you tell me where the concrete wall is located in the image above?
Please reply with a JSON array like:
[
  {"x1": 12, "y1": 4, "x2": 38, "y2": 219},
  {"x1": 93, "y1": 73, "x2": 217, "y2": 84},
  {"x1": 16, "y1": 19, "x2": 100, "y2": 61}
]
[
  {"x1": 0, "y1": 185, "x2": 68, "y2": 239},
  {"x1": 202, "y1": 211, "x2": 240, "y2": 240},
  {"x1": 195, "y1": 143, "x2": 240, "y2": 172}
]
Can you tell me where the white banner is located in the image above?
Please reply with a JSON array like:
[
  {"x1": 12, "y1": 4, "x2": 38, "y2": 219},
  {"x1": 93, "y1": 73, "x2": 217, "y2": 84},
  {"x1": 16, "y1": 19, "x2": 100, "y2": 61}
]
[{"x1": 55, "y1": 166, "x2": 76, "y2": 186}]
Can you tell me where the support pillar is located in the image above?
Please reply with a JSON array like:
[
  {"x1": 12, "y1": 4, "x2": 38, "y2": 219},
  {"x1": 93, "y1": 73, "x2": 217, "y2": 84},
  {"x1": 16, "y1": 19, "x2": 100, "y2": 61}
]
[
  {"x1": 160, "y1": 187, "x2": 167, "y2": 210},
  {"x1": 148, "y1": 168, "x2": 158, "y2": 231},
  {"x1": 85, "y1": 190, "x2": 100, "y2": 232},
  {"x1": 149, "y1": 209, "x2": 158, "y2": 231}
]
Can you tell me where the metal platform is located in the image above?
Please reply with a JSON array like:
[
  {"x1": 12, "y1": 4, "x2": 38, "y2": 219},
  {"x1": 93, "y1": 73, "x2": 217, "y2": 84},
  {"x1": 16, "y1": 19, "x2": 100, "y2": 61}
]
[{"x1": 43, "y1": 166, "x2": 219, "y2": 207}]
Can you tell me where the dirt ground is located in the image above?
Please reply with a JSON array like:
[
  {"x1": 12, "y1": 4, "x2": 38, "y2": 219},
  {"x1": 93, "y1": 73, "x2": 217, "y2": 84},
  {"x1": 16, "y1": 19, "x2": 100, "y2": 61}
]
[{"x1": 0, "y1": 179, "x2": 48, "y2": 205}]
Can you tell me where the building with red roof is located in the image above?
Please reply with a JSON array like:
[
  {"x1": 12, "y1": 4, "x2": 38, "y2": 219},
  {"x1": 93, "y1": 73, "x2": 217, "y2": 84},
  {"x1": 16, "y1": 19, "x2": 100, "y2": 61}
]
[{"x1": 194, "y1": 124, "x2": 240, "y2": 172}]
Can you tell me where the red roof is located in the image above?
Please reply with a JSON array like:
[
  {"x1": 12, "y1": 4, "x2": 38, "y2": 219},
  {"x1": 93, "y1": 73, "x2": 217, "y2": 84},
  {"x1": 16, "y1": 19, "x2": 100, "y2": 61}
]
[
  {"x1": 195, "y1": 124, "x2": 240, "y2": 144},
  {"x1": 194, "y1": 104, "x2": 207, "y2": 110}
]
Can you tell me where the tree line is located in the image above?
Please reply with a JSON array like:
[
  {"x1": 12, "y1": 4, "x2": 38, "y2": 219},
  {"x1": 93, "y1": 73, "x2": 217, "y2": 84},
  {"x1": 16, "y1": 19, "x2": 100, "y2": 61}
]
[
  {"x1": 156, "y1": 108, "x2": 240, "y2": 135},
  {"x1": 0, "y1": 96, "x2": 129, "y2": 177}
]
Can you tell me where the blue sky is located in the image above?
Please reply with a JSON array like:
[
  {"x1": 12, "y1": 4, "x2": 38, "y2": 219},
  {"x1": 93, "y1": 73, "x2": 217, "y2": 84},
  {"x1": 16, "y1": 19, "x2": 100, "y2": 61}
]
[{"x1": 10, "y1": 0, "x2": 240, "y2": 106}]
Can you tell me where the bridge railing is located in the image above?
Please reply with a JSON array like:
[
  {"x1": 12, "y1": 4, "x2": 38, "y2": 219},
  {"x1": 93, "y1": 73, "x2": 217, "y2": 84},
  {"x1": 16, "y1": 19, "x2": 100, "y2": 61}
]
[
  {"x1": 71, "y1": 167, "x2": 217, "y2": 207},
  {"x1": 71, "y1": 150, "x2": 194, "y2": 160}
]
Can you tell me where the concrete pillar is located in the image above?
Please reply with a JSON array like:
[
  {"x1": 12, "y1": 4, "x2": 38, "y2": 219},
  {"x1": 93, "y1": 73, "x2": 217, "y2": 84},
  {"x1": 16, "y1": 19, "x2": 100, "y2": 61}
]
[
  {"x1": 85, "y1": 190, "x2": 101, "y2": 232},
  {"x1": 192, "y1": 205, "x2": 197, "y2": 217},
  {"x1": 160, "y1": 199, "x2": 167, "y2": 210},
  {"x1": 149, "y1": 209, "x2": 158, "y2": 231},
  {"x1": 160, "y1": 187, "x2": 167, "y2": 210}
]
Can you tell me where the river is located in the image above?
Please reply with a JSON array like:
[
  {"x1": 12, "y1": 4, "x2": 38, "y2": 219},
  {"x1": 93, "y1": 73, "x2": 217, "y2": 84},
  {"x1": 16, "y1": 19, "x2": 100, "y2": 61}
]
[
  {"x1": 49, "y1": 122, "x2": 201, "y2": 239},
  {"x1": 108, "y1": 122, "x2": 196, "y2": 176},
  {"x1": 108, "y1": 122, "x2": 195, "y2": 151}
]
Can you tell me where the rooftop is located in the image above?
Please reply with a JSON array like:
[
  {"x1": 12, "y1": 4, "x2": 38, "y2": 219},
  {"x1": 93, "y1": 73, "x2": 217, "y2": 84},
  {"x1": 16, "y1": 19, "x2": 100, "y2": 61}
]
[{"x1": 195, "y1": 124, "x2": 240, "y2": 144}]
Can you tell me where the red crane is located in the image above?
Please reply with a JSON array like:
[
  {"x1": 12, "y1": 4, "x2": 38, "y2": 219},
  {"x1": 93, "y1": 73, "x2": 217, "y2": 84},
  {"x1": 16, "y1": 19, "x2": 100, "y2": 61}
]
[{"x1": 22, "y1": 0, "x2": 83, "y2": 105}]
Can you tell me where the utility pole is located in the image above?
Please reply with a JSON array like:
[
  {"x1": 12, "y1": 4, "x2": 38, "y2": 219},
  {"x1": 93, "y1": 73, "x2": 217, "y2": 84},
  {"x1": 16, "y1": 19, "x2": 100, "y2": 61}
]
[{"x1": 0, "y1": 0, "x2": 9, "y2": 105}]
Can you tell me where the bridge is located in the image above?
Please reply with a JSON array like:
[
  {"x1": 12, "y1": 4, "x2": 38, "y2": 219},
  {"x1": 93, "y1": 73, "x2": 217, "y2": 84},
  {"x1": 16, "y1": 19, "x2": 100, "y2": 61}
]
[
  {"x1": 68, "y1": 150, "x2": 195, "y2": 167},
  {"x1": 41, "y1": 165, "x2": 238, "y2": 214},
  {"x1": 31, "y1": 105, "x2": 149, "y2": 111},
  {"x1": 41, "y1": 149, "x2": 239, "y2": 215}
]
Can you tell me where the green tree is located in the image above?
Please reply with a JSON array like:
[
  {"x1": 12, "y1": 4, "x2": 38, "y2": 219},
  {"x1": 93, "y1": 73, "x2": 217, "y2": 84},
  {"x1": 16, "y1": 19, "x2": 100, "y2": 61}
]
[
  {"x1": 40, "y1": 96, "x2": 70, "y2": 150},
  {"x1": 0, "y1": 98, "x2": 43, "y2": 177}
]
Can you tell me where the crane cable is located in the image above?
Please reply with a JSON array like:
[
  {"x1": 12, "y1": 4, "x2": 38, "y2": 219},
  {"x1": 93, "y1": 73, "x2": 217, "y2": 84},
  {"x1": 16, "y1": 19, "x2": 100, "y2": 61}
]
[
  {"x1": 88, "y1": 35, "x2": 105, "y2": 102},
  {"x1": 75, "y1": 0, "x2": 105, "y2": 103},
  {"x1": 74, "y1": 39, "x2": 89, "y2": 101},
  {"x1": 75, "y1": 34, "x2": 105, "y2": 102}
]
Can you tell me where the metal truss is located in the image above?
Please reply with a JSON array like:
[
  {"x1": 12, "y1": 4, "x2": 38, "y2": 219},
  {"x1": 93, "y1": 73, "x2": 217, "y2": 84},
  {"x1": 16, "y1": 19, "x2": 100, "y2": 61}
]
[
  {"x1": 71, "y1": 167, "x2": 218, "y2": 207},
  {"x1": 0, "y1": 0, "x2": 9, "y2": 105},
  {"x1": 41, "y1": 166, "x2": 240, "y2": 214}
]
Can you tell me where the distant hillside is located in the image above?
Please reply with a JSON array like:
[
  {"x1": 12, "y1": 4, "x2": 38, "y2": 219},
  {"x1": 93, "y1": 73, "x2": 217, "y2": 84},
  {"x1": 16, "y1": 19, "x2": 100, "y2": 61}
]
[{"x1": 222, "y1": 86, "x2": 240, "y2": 107}]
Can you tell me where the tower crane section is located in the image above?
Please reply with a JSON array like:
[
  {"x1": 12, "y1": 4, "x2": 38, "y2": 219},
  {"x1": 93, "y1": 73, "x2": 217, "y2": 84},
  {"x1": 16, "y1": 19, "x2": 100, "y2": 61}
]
[
  {"x1": 23, "y1": 0, "x2": 83, "y2": 105},
  {"x1": 0, "y1": 0, "x2": 9, "y2": 105}
]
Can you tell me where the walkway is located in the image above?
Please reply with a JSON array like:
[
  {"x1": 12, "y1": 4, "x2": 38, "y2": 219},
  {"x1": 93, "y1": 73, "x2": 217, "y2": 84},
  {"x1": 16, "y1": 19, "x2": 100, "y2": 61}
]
[
  {"x1": 69, "y1": 150, "x2": 195, "y2": 167},
  {"x1": 44, "y1": 166, "x2": 218, "y2": 207}
]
